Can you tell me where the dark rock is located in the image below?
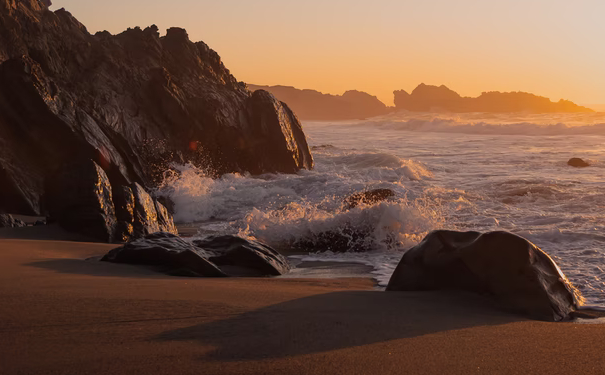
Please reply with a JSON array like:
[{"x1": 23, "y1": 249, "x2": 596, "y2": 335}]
[
  {"x1": 0, "y1": 213, "x2": 19, "y2": 228},
  {"x1": 156, "y1": 195, "x2": 175, "y2": 215},
  {"x1": 386, "y1": 230, "x2": 582, "y2": 321},
  {"x1": 112, "y1": 185, "x2": 135, "y2": 242},
  {"x1": 13, "y1": 218, "x2": 26, "y2": 227},
  {"x1": 292, "y1": 224, "x2": 375, "y2": 253},
  {"x1": 567, "y1": 158, "x2": 590, "y2": 168},
  {"x1": 245, "y1": 90, "x2": 314, "y2": 174},
  {"x1": 154, "y1": 198, "x2": 178, "y2": 235},
  {"x1": 34, "y1": 220, "x2": 46, "y2": 226},
  {"x1": 45, "y1": 160, "x2": 117, "y2": 242},
  {"x1": 0, "y1": 2, "x2": 313, "y2": 215},
  {"x1": 101, "y1": 232, "x2": 226, "y2": 277},
  {"x1": 129, "y1": 182, "x2": 179, "y2": 239},
  {"x1": 193, "y1": 235, "x2": 290, "y2": 276},
  {"x1": 394, "y1": 84, "x2": 593, "y2": 113},
  {"x1": 344, "y1": 188, "x2": 395, "y2": 209}
]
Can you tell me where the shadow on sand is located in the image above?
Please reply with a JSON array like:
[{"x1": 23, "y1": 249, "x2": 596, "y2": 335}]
[
  {"x1": 155, "y1": 290, "x2": 523, "y2": 361},
  {"x1": 26, "y1": 258, "x2": 176, "y2": 279}
]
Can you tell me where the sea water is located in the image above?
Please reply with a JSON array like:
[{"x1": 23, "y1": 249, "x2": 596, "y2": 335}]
[{"x1": 158, "y1": 111, "x2": 605, "y2": 307}]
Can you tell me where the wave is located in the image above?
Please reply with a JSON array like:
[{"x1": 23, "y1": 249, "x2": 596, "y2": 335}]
[{"x1": 367, "y1": 118, "x2": 605, "y2": 136}]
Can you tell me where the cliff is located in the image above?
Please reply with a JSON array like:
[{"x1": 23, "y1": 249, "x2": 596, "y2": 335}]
[
  {"x1": 394, "y1": 84, "x2": 593, "y2": 113},
  {"x1": 0, "y1": 0, "x2": 313, "y2": 215},
  {"x1": 248, "y1": 85, "x2": 391, "y2": 121}
]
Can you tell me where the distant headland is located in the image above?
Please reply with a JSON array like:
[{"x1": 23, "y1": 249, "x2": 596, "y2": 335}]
[
  {"x1": 247, "y1": 85, "x2": 391, "y2": 121},
  {"x1": 394, "y1": 84, "x2": 594, "y2": 113}
]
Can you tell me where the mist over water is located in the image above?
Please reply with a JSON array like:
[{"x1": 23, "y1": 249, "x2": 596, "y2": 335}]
[{"x1": 159, "y1": 112, "x2": 605, "y2": 306}]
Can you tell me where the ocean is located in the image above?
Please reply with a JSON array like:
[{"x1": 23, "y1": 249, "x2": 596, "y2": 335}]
[{"x1": 158, "y1": 111, "x2": 605, "y2": 307}]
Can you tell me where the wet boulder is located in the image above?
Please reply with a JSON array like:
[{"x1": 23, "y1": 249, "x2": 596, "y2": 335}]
[
  {"x1": 386, "y1": 230, "x2": 582, "y2": 321},
  {"x1": 193, "y1": 235, "x2": 291, "y2": 276},
  {"x1": 45, "y1": 160, "x2": 117, "y2": 242},
  {"x1": 567, "y1": 158, "x2": 590, "y2": 167},
  {"x1": 344, "y1": 188, "x2": 395, "y2": 209},
  {"x1": 101, "y1": 232, "x2": 226, "y2": 277}
]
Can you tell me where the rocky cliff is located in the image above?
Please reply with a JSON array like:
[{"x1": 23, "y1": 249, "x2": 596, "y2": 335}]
[
  {"x1": 248, "y1": 85, "x2": 392, "y2": 121},
  {"x1": 394, "y1": 84, "x2": 593, "y2": 113},
  {"x1": 0, "y1": 0, "x2": 313, "y2": 215}
]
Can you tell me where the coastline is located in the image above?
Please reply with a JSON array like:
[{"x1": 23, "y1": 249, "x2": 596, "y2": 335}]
[{"x1": 1, "y1": 229, "x2": 605, "y2": 374}]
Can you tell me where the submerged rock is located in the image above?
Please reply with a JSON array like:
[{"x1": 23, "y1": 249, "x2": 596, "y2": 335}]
[
  {"x1": 101, "y1": 232, "x2": 226, "y2": 277},
  {"x1": 193, "y1": 235, "x2": 291, "y2": 276},
  {"x1": 0, "y1": 2, "x2": 313, "y2": 216},
  {"x1": 567, "y1": 158, "x2": 590, "y2": 167},
  {"x1": 386, "y1": 230, "x2": 582, "y2": 321},
  {"x1": 45, "y1": 160, "x2": 117, "y2": 242},
  {"x1": 344, "y1": 188, "x2": 395, "y2": 209}
]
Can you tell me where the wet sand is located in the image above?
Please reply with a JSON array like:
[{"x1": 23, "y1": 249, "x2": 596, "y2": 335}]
[{"x1": 1, "y1": 232, "x2": 605, "y2": 374}]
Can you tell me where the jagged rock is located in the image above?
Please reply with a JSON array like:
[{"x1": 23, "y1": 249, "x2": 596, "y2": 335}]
[
  {"x1": 0, "y1": 213, "x2": 25, "y2": 228},
  {"x1": 131, "y1": 182, "x2": 160, "y2": 237},
  {"x1": 154, "y1": 198, "x2": 178, "y2": 235},
  {"x1": 567, "y1": 158, "x2": 590, "y2": 167},
  {"x1": 393, "y1": 84, "x2": 593, "y2": 113},
  {"x1": 344, "y1": 188, "x2": 395, "y2": 209},
  {"x1": 193, "y1": 235, "x2": 291, "y2": 276},
  {"x1": 112, "y1": 185, "x2": 135, "y2": 242},
  {"x1": 386, "y1": 230, "x2": 582, "y2": 321},
  {"x1": 0, "y1": 2, "x2": 313, "y2": 216},
  {"x1": 45, "y1": 160, "x2": 117, "y2": 242},
  {"x1": 246, "y1": 90, "x2": 314, "y2": 174},
  {"x1": 101, "y1": 232, "x2": 226, "y2": 277}
]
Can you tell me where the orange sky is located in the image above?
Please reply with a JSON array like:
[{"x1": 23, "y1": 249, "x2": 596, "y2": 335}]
[{"x1": 51, "y1": 0, "x2": 605, "y2": 106}]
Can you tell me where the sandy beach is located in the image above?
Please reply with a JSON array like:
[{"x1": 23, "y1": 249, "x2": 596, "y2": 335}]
[{"x1": 0, "y1": 228, "x2": 604, "y2": 375}]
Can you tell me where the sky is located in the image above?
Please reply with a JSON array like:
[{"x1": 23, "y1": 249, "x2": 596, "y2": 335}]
[{"x1": 50, "y1": 0, "x2": 605, "y2": 106}]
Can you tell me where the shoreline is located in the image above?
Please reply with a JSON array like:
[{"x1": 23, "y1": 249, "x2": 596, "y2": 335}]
[{"x1": 1, "y1": 230, "x2": 605, "y2": 374}]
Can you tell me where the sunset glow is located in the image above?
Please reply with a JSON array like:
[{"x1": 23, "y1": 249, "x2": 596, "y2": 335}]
[{"x1": 51, "y1": 0, "x2": 605, "y2": 106}]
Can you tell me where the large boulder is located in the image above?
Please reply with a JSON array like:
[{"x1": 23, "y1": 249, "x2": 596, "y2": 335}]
[
  {"x1": 386, "y1": 230, "x2": 582, "y2": 321},
  {"x1": 101, "y1": 232, "x2": 226, "y2": 277},
  {"x1": 193, "y1": 235, "x2": 291, "y2": 276},
  {"x1": 45, "y1": 160, "x2": 117, "y2": 242},
  {"x1": 0, "y1": 3, "x2": 313, "y2": 216}
]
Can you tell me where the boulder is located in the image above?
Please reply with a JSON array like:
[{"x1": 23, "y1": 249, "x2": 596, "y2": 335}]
[
  {"x1": 101, "y1": 232, "x2": 226, "y2": 277},
  {"x1": 45, "y1": 160, "x2": 117, "y2": 242},
  {"x1": 344, "y1": 188, "x2": 395, "y2": 209},
  {"x1": 386, "y1": 230, "x2": 582, "y2": 321},
  {"x1": 112, "y1": 185, "x2": 135, "y2": 242},
  {"x1": 0, "y1": 2, "x2": 313, "y2": 216},
  {"x1": 567, "y1": 158, "x2": 590, "y2": 167},
  {"x1": 193, "y1": 235, "x2": 291, "y2": 276}
]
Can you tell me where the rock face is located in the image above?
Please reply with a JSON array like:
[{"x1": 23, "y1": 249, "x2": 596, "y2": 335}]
[
  {"x1": 567, "y1": 158, "x2": 590, "y2": 167},
  {"x1": 0, "y1": 213, "x2": 26, "y2": 228},
  {"x1": 386, "y1": 230, "x2": 582, "y2": 321},
  {"x1": 394, "y1": 84, "x2": 593, "y2": 113},
  {"x1": 0, "y1": 1, "x2": 313, "y2": 216},
  {"x1": 45, "y1": 160, "x2": 177, "y2": 242},
  {"x1": 101, "y1": 232, "x2": 226, "y2": 277},
  {"x1": 45, "y1": 160, "x2": 117, "y2": 242},
  {"x1": 102, "y1": 233, "x2": 291, "y2": 277},
  {"x1": 193, "y1": 235, "x2": 291, "y2": 276},
  {"x1": 248, "y1": 85, "x2": 392, "y2": 120}
]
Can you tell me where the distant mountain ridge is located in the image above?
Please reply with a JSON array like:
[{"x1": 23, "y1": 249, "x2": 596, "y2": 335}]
[
  {"x1": 394, "y1": 84, "x2": 593, "y2": 113},
  {"x1": 248, "y1": 85, "x2": 392, "y2": 121}
]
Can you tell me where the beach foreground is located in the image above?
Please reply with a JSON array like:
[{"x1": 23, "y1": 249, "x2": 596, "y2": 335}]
[{"x1": 1, "y1": 235, "x2": 604, "y2": 375}]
